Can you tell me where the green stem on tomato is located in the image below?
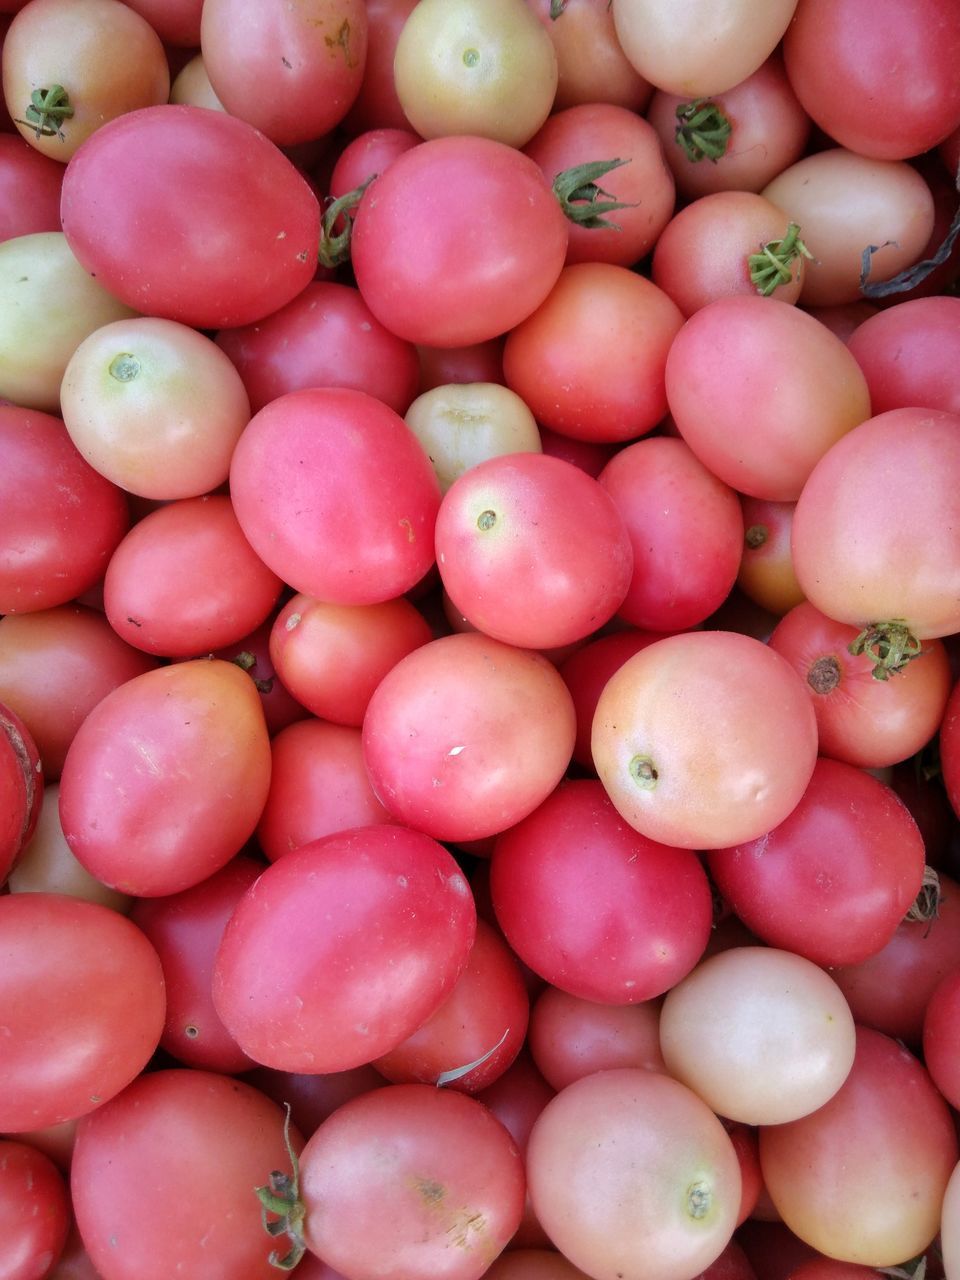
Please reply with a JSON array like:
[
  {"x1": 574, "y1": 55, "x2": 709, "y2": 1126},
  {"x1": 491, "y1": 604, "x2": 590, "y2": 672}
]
[
  {"x1": 847, "y1": 620, "x2": 925, "y2": 681},
  {"x1": 14, "y1": 84, "x2": 74, "y2": 142},
  {"x1": 674, "y1": 99, "x2": 731, "y2": 164},
  {"x1": 551, "y1": 157, "x2": 635, "y2": 230},
  {"x1": 255, "y1": 1104, "x2": 307, "y2": 1271},
  {"x1": 748, "y1": 223, "x2": 814, "y2": 296},
  {"x1": 317, "y1": 173, "x2": 378, "y2": 270}
]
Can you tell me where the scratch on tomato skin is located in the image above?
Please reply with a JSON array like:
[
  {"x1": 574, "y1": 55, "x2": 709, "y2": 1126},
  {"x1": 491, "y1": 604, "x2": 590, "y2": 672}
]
[{"x1": 325, "y1": 19, "x2": 356, "y2": 65}]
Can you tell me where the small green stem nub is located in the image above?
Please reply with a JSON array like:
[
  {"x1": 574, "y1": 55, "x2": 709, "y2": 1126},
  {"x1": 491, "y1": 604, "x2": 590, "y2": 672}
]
[
  {"x1": 255, "y1": 1104, "x2": 306, "y2": 1271},
  {"x1": 15, "y1": 84, "x2": 74, "y2": 142},
  {"x1": 552, "y1": 158, "x2": 635, "y2": 231},
  {"x1": 318, "y1": 173, "x2": 377, "y2": 270},
  {"x1": 549, "y1": 0, "x2": 566, "y2": 15},
  {"x1": 748, "y1": 223, "x2": 814, "y2": 296},
  {"x1": 674, "y1": 99, "x2": 731, "y2": 164},
  {"x1": 847, "y1": 621, "x2": 924, "y2": 681}
]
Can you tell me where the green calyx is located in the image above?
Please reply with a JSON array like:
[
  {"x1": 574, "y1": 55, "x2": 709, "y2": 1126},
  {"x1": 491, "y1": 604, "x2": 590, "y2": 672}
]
[
  {"x1": 748, "y1": 223, "x2": 814, "y2": 296},
  {"x1": 255, "y1": 1104, "x2": 306, "y2": 1271},
  {"x1": 15, "y1": 84, "x2": 74, "y2": 142},
  {"x1": 552, "y1": 158, "x2": 635, "y2": 230},
  {"x1": 674, "y1": 99, "x2": 731, "y2": 164},
  {"x1": 847, "y1": 621, "x2": 924, "y2": 681},
  {"x1": 318, "y1": 173, "x2": 378, "y2": 270}
]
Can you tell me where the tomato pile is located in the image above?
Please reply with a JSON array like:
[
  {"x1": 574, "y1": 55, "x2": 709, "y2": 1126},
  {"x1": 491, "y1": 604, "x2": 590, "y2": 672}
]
[{"x1": 2, "y1": 0, "x2": 960, "y2": 1277}]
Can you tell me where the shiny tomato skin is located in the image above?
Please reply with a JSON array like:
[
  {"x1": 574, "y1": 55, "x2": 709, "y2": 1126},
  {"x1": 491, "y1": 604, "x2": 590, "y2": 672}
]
[
  {"x1": 0, "y1": 1139, "x2": 70, "y2": 1280},
  {"x1": 212, "y1": 825, "x2": 477, "y2": 1073},
  {"x1": 70, "y1": 1069, "x2": 304, "y2": 1280},
  {"x1": 351, "y1": 135, "x2": 569, "y2": 347},
  {"x1": 0, "y1": 893, "x2": 165, "y2": 1133},
  {"x1": 60, "y1": 105, "x2": 320, "y2": 328},
  {"x1": 229, "y1": 387, "x2": 441, "y2": 606},
  {"x1": 58, "y1": 658, "x2": 272, "y2": 897}
]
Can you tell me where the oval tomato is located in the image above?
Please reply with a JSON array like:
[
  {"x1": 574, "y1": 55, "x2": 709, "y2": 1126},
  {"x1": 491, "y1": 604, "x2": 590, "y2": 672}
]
[{"x1": 60, "y1": 104, "x2": 320, "y2": 328}]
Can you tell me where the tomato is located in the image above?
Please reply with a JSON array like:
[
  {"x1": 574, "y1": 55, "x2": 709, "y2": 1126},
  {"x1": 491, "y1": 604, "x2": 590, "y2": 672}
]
[
  {"x1": 2, "y1": 0, "x2": 169, "y2": 162},
  {"x1": 229, "y1": 387, "x2": 441, "y2": 606},
  {"x1": 340, "y1": 0, "x2": 416, "y2": 134},
  {"x1": 7, "y1": 781, "x2": 130, "y2": 912},
  {"x1": 0, "y1": 1138, "x2": 70, "y2": 1280},
  {"x1": 707, "y1": 758, "x2": 926, "y2": 968},
  {"x1": 373, "y1": 918, "x2": 530, "y2": 1092},
  {"x1": 922, "y1": 968, "x2": 960, "y2": 1111},
  {"x1": 256, "y1": 718, "x2": 390, "y2": 861},
  {"x1": 658, "y1": 947, "x2": 856, "y2": 1125},
  {"x1": 592, "y1": 630, "x2": 818, "y2": 849},
  {"x1": 597, "y1": 436, "x2": 744, "y2": 631},
  {"x1": 298, "y1": 1083, "x2": 525, "y2": 1280},
  {"x1": 212, "y1": 825, "x2": 477, "y2": 1072},
  {"x1": 482, "y1": 1251, "x2": 593, "y2": 1280},
  {"x1": 350, "y1": 135, "x2": 569, "y2": 347},
  {"x1": 269, "y1": 593, "x2": 432, "y2": 727},
  {"x1": 0, "y1": 231, "x2": 136, "y2": 412},
  {"x1": 527, "y1": 1067, "x2": 741, "y2": 1280},
  {"x1": 791, "y1": 409, "x2": 960, "y2": 656},
  {"x1": 434, "y1": 452, "x2": 634, "y2": 650},
  {"x1": 129, "y1": 855, "x2": 263, "y2": 1074},
  {"x1": 526, "y1": 0, "x2": 652, "y2": 113},
  {"x1": 651, "y1": 191, "x2": 808, "y2": 315},
  {"x1": 768, "y1": 602, "x2": 952, "y2": 767},
  {"x1": 200, "y1": 0, "x2": 367, "y2": 145},
  {"x1": 329, "y1": 128, "x2": 420, "y2": 205},
  {"x1": 404, "y1": 380, "x2": 542, "y2": 494},
  {"x1": 70, "y1": 1069, "x2": 305, "y2": 1280},
  {"x1": 845, "y1": 295, "x2": 960, "y2": 416},
  {"x1": 758, "y1": 1026, "x2": 959, "y2": 1265},
  {"x1": 664, "y1": 296, "x2": 871, "y2": 501},
  {"x1": 0, "y1": 134, "x2": 62, "y2": 240},
  {"x1": 645, "y1": 53, "x2": 810, "y2": 200},
  {"x1": 611, "y1": 0, "x2": 799, "y2": 97},
  {"x1": 60, "y1": 105, "x2": 321, "y2": 328},
  {"x1": 762, "y1": 150, "x2": 935, "y2": 306},
  {"x1": 362, "y1": 632, "x2": 576, "y2": 843},
  {"x1": 782, "y1": 0, "x2": 960, "y2": 160},
  {"x1": 523, "y1": 102, "x2": 676, "y2": 267},
  {"x1": 0, "y1": 700, "x2": 41, "y2": 884},
  {"x1": 526, "y1": 984, "x2": 665, "y2": 1090},
  {"x1": 735, "y1": 497, "x2": 805, "y2": 617},
  {"x1": 393, "y1": 0, "x2": 557, "y2": 148},
  {"x1": 502, "y1": 262, "x2": 684, "y2": 443},
  {"x1": 58, "y1": 658, "x2": 272, "y2": 897},
  {"x1": 490, "y1": 779, "x2": 713, "y2": 1003},
  {"x1": 60, "y1": 316, "x2": 251, "y2": 500},
  {"x1": 169, "y1": 53, "x2": 225, "y2": 111},
  {"x1": 0, "y1": 893, "x2": 165, "y2": 1132},
  {"x1": 120, "y1": 0, "x2": 202, "y2": 45},
  {"x1": 0, "y1": 405, "x2": 128, "y2": 615}
]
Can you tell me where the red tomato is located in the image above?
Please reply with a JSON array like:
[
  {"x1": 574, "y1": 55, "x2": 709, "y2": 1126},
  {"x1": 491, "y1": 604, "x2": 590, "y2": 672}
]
[
  {"x1": 791, "y1": 409, "x2": 960, "y2": 654},
  {"x1": 845, "y1": 295, "x2": 960, "y2": 416},
  {"x1": 340, "y1": 0, "x2": 417, "y2": 133},
  {"x1": 60, "y1": 105, "x2": 320, "y2": 328},
  {"x1": 434, "y1": 452, "x2": 634, "y2": 650},
  {"x1": 526, "y1": 984, "x2": 665, "y2": 1090},
  {"x1": 299, "y1": 1084, "x2": 525, "y2": 1280},
  {"x1": 212, "y1": 825, "x2": 477, "y2": 1072},
  {"x1": 782, "y1": 0, "x2": 960, "y2": 160},
  {"x1": 708, "y1": 758, "x2": 927, "y2": 968},
  {"x1": 0, "y1": 699, "x2": 42, "y2": 884},
  {"x1": 0, "y1": 1138, "x2": 70, "y2": 1280},
  {"x1": 922, "y1": 968, "x2": 960, "y2": 1111},
  {"x1": 735, "y1": 497, "x2": 804, "y2": 617},
  {"x1": 71, "y1": 1069, "x2": 305, "y2": 1280},
  {"x1": 58, "y1": 658, "x2": 272, "y2": 896},
  {"x1": 361, "y1": 632, "x2": 576, "y2": 843},
  {"x1": 200, "y1": 0, "x2": 367, "y2": 145},
  {"x1": 490, "y1": 779, "x2": 713, "y2": 1003},
  {"x1": 592, "y1": 630, "x2": 818, "y2": 849},
  {"x1": 0, "y1": 893, "x2": 165, "y2": 1132},
  {"x1": 256, "y1": 717, "x2": 390, "y2": 861},
  {"x1": 0, "y1": 133, "x2": 62, "y2": 240},
  {"x1": 373, "y1": 918, "x2": 530, "y2": 1092},
  {"x1": 758, "y1": 1026, "x2": 959, "y2": 1265},
  {"x1": 502, "y1": 261, "x2": 684, "y2": 443},
  {"x1": 129, "y1": 855, "x2": 263, "y2": 1074},
  {"x1": 350, "y1": 136, "x2": 569, "y2": 347},
  {"x1": 527, "y1": 0, "x2": 652, "y2": 113},
  {"x1": 665, "y1": 296, "x2": 871, "y2": 501},
  {"x1": 215, "y1": 281, "x2": 420, "y2": 416},
  {"x1": 103, "y1": 496, "x2": 283, "y2": 658},
  {"x1": 598, "y1": 436, "x2": 744, "y2": 631},
  {"x1": 0, "y1": 405, "x2": 128, "y2": 615},
  {"x1": 229, "y1": 387, "x2": 441, "y2": 606}
]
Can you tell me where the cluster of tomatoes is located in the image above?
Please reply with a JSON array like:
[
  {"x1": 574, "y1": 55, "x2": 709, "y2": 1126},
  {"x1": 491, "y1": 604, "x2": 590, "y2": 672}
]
[{"x1": 2, "y1": 0, "x2": 960, "y2": 1277}]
